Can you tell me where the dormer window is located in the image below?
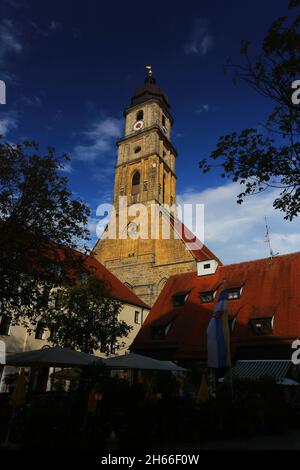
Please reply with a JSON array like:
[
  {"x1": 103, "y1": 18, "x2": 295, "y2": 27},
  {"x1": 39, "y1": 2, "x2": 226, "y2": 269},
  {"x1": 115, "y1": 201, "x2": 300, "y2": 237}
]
[
  {"x1": 229, "y1": 316, "x2": 237, "y2": 333},
  {"x1": 172, "y1": 290, "x2": 190, "y2": 307},
  {"x1": 47, "y1": 263, "x2": 63, "y2": 279},
  {"x1": 197, "y1": 260, "x2": 219, "y2": 276},
  {"x1": 227, "y1": 288, "x2": 241, "y2": 300},
  {"x1": 152, "y1": 323, "x2": 172, "y2": 340},
  {"x1": 199, "y1": 291, "x2": 215, "y2": 304},
  {"x1": 249, "y1": 317, "x2": 273, "y2": 336},
  {"x1": 136, "y1": 110, "x2": 143, "y2": 121}
]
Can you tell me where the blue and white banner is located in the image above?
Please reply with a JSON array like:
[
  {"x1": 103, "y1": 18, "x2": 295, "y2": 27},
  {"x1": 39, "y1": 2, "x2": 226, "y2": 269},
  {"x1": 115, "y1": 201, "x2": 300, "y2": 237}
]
[{"x1": 207, "y1": 289, "x2": 231, "y2": 368}]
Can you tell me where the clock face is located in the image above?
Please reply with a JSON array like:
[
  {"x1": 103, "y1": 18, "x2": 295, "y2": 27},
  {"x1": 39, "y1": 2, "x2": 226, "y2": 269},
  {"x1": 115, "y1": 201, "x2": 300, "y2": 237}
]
[
  {"x1": 128, "y1": 222, "x2": 137, "y2": 237},
  {"x1": 133, "y1": 120, "x2": 144, "y2": 131}
]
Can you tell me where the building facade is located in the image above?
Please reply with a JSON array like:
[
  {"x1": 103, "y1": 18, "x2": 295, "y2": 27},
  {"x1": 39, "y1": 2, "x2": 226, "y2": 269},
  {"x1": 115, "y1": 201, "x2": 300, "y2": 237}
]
[{"x1": 0, "y1": 252, "x2": 150, "y2": 392}]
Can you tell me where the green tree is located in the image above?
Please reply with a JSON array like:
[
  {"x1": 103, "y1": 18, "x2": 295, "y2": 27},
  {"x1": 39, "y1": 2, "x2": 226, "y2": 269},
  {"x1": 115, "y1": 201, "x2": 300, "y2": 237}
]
[
  {"x1": 43, "y1": 276, "x2": 132, "y2": 354},
  {"x1": 0, "y1": 139, "x2": 90, "y2": 326},
  {"x1": 200, "y1": 0, "x2": 300, "y2": 220}
]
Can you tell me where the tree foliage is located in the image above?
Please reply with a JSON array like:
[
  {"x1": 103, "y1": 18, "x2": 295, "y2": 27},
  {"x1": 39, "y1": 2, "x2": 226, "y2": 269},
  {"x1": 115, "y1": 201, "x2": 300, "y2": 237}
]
[
  {"x1": 199, "y1": 0, "x2": 300, "y2": 220},
  {"x1": 0, "y1": 139, "x2": 90, "y2": 325},
  {"x1": 43, "y1": 276, "x2": 132, "y2": 354}
]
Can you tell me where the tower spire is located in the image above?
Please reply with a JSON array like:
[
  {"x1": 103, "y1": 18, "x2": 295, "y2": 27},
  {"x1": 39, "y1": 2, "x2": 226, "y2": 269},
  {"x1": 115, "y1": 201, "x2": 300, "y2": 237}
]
[{"x1": 145, "y1": 65, "x2": 153, "y2": 77}]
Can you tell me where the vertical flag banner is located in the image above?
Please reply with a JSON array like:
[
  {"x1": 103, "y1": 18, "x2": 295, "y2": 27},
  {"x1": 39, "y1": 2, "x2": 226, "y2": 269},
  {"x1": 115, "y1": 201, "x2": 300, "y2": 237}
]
[{"x1": 207, "y1": 289, "x2": 231, "y2": 368}]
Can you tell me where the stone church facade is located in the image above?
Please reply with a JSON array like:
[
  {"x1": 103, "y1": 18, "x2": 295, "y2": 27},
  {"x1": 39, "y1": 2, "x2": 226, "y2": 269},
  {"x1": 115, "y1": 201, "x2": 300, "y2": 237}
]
[{"x1": 93, "y1": 72, "x2": 220, "y2": 306}]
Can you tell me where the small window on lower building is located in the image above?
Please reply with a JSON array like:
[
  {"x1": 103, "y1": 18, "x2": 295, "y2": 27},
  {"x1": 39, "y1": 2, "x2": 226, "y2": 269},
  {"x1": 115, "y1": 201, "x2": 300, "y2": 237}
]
[
  {"x1": 199, "y1": 291, "x2": 215, "y2": 304},
  {"x1": 134, "y1": 311, "x2": 140, "y2": 324},
  {"x1": 110, "y1": 341, "x2": 117, "y2": 355},
  {"x1": 172, "y1": 290, "x2": 190, "y2": 307},
  {"x1": 0, "y1": 315, "x2": 11, "y2": 336},
  {"x1": 48, "y1": 325, "x2": 57, "y2": 341},
  {"x1": 35, "y1": 322, "x2": 46, "y2": 340},
  {"x1": 227, "y1": 288, "x2": 241, "y2": 300}
]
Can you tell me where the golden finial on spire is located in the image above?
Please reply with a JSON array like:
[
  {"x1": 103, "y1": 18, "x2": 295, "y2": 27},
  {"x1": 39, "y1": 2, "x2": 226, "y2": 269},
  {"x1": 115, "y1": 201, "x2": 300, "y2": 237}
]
[{"x1": 146, "y1": 65, "x2": 153, "y2": 77}]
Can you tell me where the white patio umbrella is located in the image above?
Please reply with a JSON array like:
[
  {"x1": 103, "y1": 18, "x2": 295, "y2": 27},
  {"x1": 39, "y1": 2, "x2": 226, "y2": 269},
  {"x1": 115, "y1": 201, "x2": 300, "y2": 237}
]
[
  {"x1": 6, "y1": 346, "x2": 100, "y2": 368},
  {"x1": 102, "y1": 353, "x2": 187, "y2": 371},
  {"x1": 276, "y1": 378, "x2": 299, "y2": 386}
]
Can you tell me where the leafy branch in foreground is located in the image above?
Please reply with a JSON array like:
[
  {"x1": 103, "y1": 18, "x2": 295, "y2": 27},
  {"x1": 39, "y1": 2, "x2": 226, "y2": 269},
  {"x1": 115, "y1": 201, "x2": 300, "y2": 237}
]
[
  {"x1": 0, "y1": 138, "x2": 90, "y2": 325},
  {"x1": 200, "y1": 0, "x2": 300, "y2": 220}
]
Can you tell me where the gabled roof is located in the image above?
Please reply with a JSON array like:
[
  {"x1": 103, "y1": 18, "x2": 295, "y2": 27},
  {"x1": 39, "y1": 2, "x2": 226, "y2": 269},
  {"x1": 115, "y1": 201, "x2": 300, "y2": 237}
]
[
  {"x1": 165, "y1": 210, "x2": 222, "y2": 264},
  {"x1": 132, "y1": 252, "x2": 300, "y2": 360},
  {"x1": 82, "y1": 254, "x2": 150, "y2": 309},
  {"x1": 49, "y1": 245, "x2": 150, "y2": 310}
]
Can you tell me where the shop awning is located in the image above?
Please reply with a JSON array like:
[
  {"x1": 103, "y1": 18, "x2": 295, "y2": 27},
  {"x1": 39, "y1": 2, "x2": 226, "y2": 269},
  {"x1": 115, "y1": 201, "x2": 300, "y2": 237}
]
[{"x1": 231, "y1": 360, "x2": 291, "y2": 381}]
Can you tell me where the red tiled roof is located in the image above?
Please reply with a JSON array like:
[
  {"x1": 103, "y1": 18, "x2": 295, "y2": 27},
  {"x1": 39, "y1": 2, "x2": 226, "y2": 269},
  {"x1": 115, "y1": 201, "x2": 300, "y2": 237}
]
[
  {"x1": 50, "y1": 245, "x2": 149, "y2": 309},
  {"x1": 168, "y1": 213, "x2": 222, "y2": 264},
  {"x1": 132, "y1": 252, "x2": 300, "y2": 360},
  {"x1": 82, "y1": 254, "x2": 150, "y2": 309}
]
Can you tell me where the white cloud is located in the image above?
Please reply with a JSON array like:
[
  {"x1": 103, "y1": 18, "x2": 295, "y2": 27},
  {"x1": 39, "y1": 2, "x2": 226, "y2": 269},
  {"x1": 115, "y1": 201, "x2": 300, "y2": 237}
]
[
  {"x1": 195, "y1": 104, "x2": 210, "y2": 113},
  {"x1": 0, "y1": 113, "x2": 18, "y2": 135},
  {"x1": 178, "y1": 182, "x2": 300, "y2": 264},
  {"x1": 0, "y1": 19, "x2": 22, "y2": 64},
  {"x1": 184, "y1": 18, "x2": 215, "y2": 57},
  {"x1": 74, "y1": 117, "x2": 122, "y2": 162},
  {"x1": 59, "y1": 162, "x2": 73, "y2": 174}
]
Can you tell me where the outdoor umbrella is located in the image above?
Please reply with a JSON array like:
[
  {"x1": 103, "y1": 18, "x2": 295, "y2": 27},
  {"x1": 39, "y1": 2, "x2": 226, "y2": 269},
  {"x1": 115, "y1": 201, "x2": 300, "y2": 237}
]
[
  {"x1": 276, "y1": 378, "x2": 299, "y2": 386},
  {"x1": 102, "y1": 353, "x2": 187, "y2": 371},
  {"x1": 6, "y1": 346, "x2": 100, "y2": 368}
]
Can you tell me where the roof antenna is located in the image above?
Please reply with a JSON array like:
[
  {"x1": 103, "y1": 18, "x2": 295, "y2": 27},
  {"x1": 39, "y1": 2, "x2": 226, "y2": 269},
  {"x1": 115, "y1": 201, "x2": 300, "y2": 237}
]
[{"x1": 264, "y1": 216, "x2": 279, "y2": 262}]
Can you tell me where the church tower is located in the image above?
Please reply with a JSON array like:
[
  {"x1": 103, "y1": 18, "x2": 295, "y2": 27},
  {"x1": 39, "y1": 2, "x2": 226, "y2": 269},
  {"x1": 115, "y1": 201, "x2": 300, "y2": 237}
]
[
  {"x1": 113, "y1": 69, "x2": 176, "y2": 211},
  {"x1": 93, "y1": 69, "x2": 220, "y2": 306}
]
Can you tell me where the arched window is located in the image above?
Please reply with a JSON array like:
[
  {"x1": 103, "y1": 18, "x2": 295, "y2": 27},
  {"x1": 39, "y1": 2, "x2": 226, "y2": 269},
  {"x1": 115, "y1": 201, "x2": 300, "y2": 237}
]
[
  {"x1": 136, "y1": 110, "x2": 143, "y2": 121},
  {"x1": 131, "y1": 171, "x2": 140, "y2": 195},
  {"x1": 162, "y1": 174, "x2": 166, "y2": 203},
  {"x1": 162, "y1": 114, "x2": 166, "y2": 126}
]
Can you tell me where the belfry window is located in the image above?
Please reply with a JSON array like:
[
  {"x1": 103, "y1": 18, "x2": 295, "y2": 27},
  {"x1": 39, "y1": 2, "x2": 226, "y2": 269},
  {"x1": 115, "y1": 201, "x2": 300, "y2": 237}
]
[
  {"x1": 136, "y1": 110, "x2": 143, "y2": 121},
  {"x1": 162, "y1": 114, "x2": 166, "y2": 126},
  {"x1": 131, "y1": 171, "x2": 140, "y2": 195}
]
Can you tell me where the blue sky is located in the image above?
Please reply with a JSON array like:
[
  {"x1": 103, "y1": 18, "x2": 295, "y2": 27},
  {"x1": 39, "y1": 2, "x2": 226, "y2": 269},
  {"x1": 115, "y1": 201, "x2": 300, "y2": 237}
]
[{"x1": 1, "y1": 0, "x2": 300, "y2": 263}]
